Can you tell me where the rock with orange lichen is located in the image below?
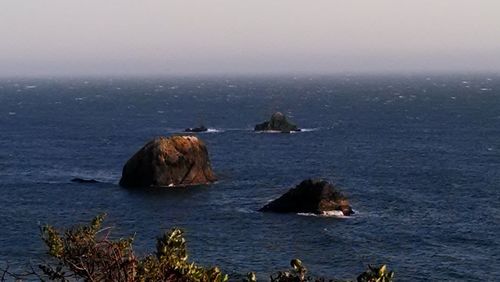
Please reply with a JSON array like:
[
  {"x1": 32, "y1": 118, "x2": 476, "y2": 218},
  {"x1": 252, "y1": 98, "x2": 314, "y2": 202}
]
[
  {"x1": 259, "y1": 179, "x2": 354, "y2": 216},
  {"x1": 119, "y1": 136, "x2": 216, "y2": 188}
]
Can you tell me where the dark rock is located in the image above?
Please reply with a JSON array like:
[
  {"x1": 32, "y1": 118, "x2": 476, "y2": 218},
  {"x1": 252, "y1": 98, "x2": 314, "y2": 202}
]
[
  {"x1": 184, "y1": 125, "x2": 208, "y2": 133},
  {"x1": 254, "y1": 112, "x2": 300, "y2": 133},
  {"x1": 71, "y1": 178, "x2": 99, "y2": 184},
  {"x1": 119, "y1": 136, "x2": 216, "y2": 188},
  {"x1": 259, "y1": 179, "x2": 354, "y2": 216}
]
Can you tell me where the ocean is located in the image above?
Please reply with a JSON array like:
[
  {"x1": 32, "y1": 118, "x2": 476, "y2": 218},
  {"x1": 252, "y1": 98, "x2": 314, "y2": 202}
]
[{"x1": 0, "y1": 75, "x2": 499, "y2": 281}]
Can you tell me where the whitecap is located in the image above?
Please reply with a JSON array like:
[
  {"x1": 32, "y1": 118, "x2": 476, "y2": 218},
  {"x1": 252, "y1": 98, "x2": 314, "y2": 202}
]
[
  {"x1": 297, "y1": 210, "x2": 359, "y2": 218},
  {"x1": 321, "y1": 210, "x2": 348, "y2": 217},
  {"x1": 206, "y1": 128, "x2": 223, "y2": 133},
  {"x1": 255, "y1": 128, "x2": 318, "y2": 134},
  {"x1": 236, "y1": 208, "x2": 256, "y2": 214},
  {"x1": 25, "y1": 85, "x2": 37, "y2": 89},
  {"x1": 295, "y1": 128, "x2": 319, "y2": 133},
  {"x1": 297, "y1": 210, "x2": 351, "y2": 218},
  {"x1": 174, "y1": 128, "x2": 224, "y2": 134},
  {"x1": 8, "y1": 112, "x2": 16, "y2": 115},
  {"x1": 297, "y1": 212, "x2": 318, "y2": 217}
]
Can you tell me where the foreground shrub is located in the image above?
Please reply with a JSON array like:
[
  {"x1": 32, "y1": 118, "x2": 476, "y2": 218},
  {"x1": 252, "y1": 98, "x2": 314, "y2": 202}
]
[
  {"x1": 1, "y1": 214, "x2": 394, "y2": 281},
  {"x1": 254, "y1": 258, "x2": 394, "y2": 282},
  {"x1": 356, "y1": 264, "x2": 394, "y2": 282},
  {"x1": 40, "y1": 214, "x2": 227, "y2": 282}
]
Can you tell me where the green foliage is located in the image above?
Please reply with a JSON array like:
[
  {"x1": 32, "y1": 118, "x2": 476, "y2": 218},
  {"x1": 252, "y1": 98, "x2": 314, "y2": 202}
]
[
  {"x1": 268, "y1": 260, "x2": 394, "y2": 282},
  {"x1": 356, "y1": 264, "x2": 394, "y2": 282},
  {"x1": 39, "y1": 214, "x2": 227, "y2": 282},
  {"x1": 270, "y1": 259, "x2": 308, "y2": 282},
  {"x1": 136, "y1": 228, "x2": 228, "y2": 282},
  {"x1": 0, "y1": 214, "x2": 394, "y2": 282},
  {"x1": 245, "y1": 272, "x2": 257, "y2": 282}
]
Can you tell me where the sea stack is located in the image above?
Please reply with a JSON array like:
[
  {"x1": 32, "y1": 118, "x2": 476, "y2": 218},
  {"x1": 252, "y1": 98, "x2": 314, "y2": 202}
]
[
  {"x1": 119, "y1": 136, "x2": 216, "y2": 188},
  {"x1": 259, "y1": 179, "x2": 354, "y2": 216},
  {"x1": 254, "y1": 112, "x2": 300, "y2": 133}
]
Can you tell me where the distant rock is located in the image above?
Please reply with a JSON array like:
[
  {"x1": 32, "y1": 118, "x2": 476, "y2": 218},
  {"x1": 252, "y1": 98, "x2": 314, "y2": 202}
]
[
  {"x1": 119, "y1": 136, "x2": 216, "y2": 188},
  {"x1": 259, "y1": 179, "x2": 354, "y2": 216},
  {"x1": 184, "y1": 125, "x2": 208, "y2": 133},
  {"x1": 71, "y1": 178, "x2": 99, "y2": 184},
  {"x1": 254, "y1": 112, "x2": 300, "y2": 133}
]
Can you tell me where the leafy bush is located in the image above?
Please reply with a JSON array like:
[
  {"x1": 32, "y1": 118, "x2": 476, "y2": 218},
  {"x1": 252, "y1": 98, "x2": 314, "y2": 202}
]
[
  {"x1": 1, "y1": 214, "x2": 394, "y2": 282},
  {"x1": 356, "y1": 264, "x2": 395, "y2": 282},
  {"x1": 39, "y1": 213, "x2": 228, "y2": 282},
  {"x1": 255, "y1": 258, "x2": 394, "y2": 282}
]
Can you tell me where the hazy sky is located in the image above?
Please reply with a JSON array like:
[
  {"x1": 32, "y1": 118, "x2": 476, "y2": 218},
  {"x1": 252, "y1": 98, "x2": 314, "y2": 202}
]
[{"x1": 1, "y1": 0, "x2": 499, "y2": 76}]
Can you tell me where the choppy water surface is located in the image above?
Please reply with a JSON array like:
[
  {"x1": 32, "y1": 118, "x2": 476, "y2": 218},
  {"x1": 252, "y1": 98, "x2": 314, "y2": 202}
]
[{"x1": 0, "y1": 75, "x2": 499, "y2": 281}]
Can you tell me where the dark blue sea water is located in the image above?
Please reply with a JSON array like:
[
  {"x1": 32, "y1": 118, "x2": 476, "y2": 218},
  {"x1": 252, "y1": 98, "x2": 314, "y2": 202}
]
[{"x1": 0, "y1": 75, "x2": 499, "y2": 281}]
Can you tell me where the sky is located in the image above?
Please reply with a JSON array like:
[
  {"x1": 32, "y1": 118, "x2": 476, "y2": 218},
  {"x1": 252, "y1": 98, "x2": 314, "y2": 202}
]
[{"x1": 1, "y1": 0, "x2": 499, "y2": 76}]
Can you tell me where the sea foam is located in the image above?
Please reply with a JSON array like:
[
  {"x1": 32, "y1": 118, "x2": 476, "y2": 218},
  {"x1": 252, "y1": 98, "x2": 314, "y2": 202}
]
[{"x1": 297, "y1": 210, "x2": 352, "y2": 218}]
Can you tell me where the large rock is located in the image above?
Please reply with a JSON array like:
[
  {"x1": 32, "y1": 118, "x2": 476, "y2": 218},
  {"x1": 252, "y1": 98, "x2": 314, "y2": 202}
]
[
  {"x1": 254, "y1": 112, "x2": 300, "y2": 133},
  {"x1": 119, "y1": 136, "x2": 216, "y2": 188},
  {"x1": 259, "y1": 179, "x2": 354, "y2": 216}
]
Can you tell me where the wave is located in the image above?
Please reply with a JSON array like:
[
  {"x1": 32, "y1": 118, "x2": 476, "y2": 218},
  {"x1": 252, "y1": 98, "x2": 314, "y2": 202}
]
[
  {"x1": 235, "y1": 207, "x2": 257, "y2": 214},
  {"x1": 167, "y1": 127, "x2": 320, "y2": 134},
  {"x1": 297, "y1": 128, "x2": 319, "y2": 132},
  {"x1": 205, "y1": 128, "x2": 223, "y2": 133},
  {"x1": 256, "y1": 128, "x2": 320, "y2": 134},
  {"x1": 168, "y1": 128, "x2": 227, "y2": 134},
  {"x1": 297, "y1": 210, "x2": 354, "y2": 218}
]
